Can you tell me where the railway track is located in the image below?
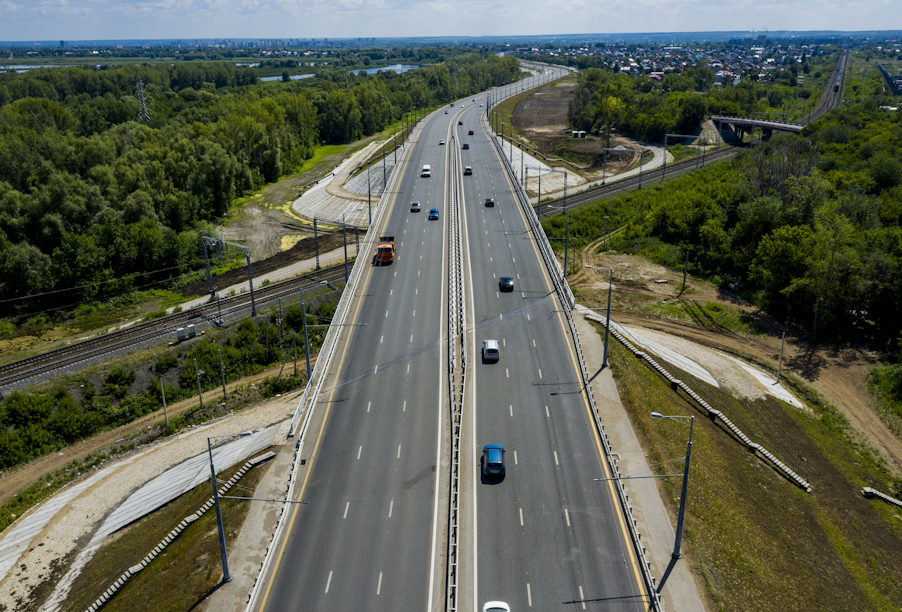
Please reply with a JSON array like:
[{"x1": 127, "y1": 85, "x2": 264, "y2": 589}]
[
  {"x1": 0, "y1": 263, "x2": 348, "y2": 392},
  {"x1": 539, "y1": 50, "x2": 848, "y2": 216}
]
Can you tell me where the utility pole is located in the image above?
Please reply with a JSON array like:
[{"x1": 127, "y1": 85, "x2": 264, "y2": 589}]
[
  {"x1": 777, "y1": 332, "x2": 786, "y2": 383},
  {"x1": 160, "y1": 379, "x2": 169, "y2": 430},
  {"x1": 218, "y1": 347, "x2": 227, "y2": 400},
  {"x1": 313, "y1": 218, "x2": 320, "y2": 270},
  {"x1": 563, "y1": 172, "x2": 569, "y2": 278},
  {"x1": 194, "y1": 359, "x2": 204, "y2": 410},
  {"x1": 301, "y1": 294, "x2": 311, "y2": 380},
  {"x1": 343, "y1": 212, "x2": 349, "y2": 285}
]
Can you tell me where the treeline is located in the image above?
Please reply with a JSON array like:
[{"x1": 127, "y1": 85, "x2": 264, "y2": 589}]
[
  {"x1": 545, "y1": 100, "x2": 902, "y2": 346},
  {"x1": 0, "y1": 52, "x2": 520, "y2": 315},
  {"x1": 0, "y1": 302, "x2": 331, "y2": 471},
  {"x1": 566, "y1": 66, "x2": 822, "y2": 143}
]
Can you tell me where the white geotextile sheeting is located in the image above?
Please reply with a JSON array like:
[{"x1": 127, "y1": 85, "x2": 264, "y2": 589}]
[
  {"x1": 617, "y1": 325, "x2": 721, "y2": 388},
  {"x1": 718, "y1": 353, "x2": 804, "y2": 408},
  {"x1": 0, "y1": 462, "x2": 129, "y2": 581},
  {"x1": 88, "y1": 423, "x2": 280, "y2": 546}
]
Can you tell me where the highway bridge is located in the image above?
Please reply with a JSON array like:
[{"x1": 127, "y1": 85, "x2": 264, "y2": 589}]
[{"x1": 248, "y1": 67, "x2": 656, "y2": 611}]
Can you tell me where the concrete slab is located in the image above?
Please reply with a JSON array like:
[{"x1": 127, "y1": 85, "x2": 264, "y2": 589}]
[{"x1": 573, "y1": 305, "x2": 706, "y2": 612}]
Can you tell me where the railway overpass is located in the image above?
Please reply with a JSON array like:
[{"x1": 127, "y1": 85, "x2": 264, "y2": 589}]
[{"x1": 710, "y1": 114, "x2": 804, "y2": 140}]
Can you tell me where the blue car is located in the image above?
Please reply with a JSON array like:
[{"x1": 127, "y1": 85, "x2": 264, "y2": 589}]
[
  {"x1": 429, "y1": 207, "x2": 439, "y2": 220},
  {"x1": 482, "y1": 444, "x2": 506, "y2": 478}
]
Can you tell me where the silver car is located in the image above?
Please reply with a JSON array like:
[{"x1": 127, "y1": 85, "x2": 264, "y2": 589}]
[{"x1": 483, "y1": 339, "x2": 500, "y2": 362}]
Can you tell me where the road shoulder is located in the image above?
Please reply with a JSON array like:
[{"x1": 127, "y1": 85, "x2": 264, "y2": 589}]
[{"x1": 572, "y1": 306, "x2": 707, "y2": 612}]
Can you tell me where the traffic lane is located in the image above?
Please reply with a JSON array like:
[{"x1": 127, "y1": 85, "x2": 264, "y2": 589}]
[
  {"x1": 263, "y1": 344, "x2": 440, "y2": 611},
  {"x1": 261, "y1": 115, "x2": 450, "y2": 611},
  {"x1": 466, "y1": 207, "x2": 648, "y2": 610},
  {"x1": 465, "y1": 212, "x2": 581, "y2": 608},
  {"x1": 463, "y1": 111, "x2": 648, "y2": 608},
  {"x1": 472, "y1": 312, "x2": 584, "y2": 610}
]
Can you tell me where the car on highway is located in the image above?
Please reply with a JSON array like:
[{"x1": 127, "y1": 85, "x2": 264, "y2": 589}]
[
  {"x1": 463, "y1": 166, "x2": 472, "y2": 175},
  {"x1": 483, "y1": 603, "x2": 511, "y2": 612},
  {"x1": 468, "y1": 130, "x2": 474, "y2": 135},
  {"x1": 462, "y1": 143, "x2": 469, "y2": 150},
  {"x1": 445, "y1": 110, "x2": 448, "y2": 114},
  {"x1": 484, "y1": 197, "x2": 495, "y2": 207},
  {"x1": 483, "y1": 339, "x2": 500, "y2": 362},
  {"x1": 499, "y1": 276, "x2": 514, "y2": 291},
  {"x1": 458, "y1": 120, "x2": 463, "y2": 125},
  {"x1": 410, "y1": 201, "x2": 421, "y2": 212},
  {"x1": 439, "y1": 139, "x2": 445, "y2": 145},
  {"x1": 481, "y1": 444, "x2": 506, "y2": 478},
  {"x1": 429, "y1": 207, "x2": 439, "y2": 220}
]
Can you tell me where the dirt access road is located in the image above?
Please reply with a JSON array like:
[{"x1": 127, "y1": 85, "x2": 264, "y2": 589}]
[{"x1": 573, "y1": 242, "x2": 902, "y2": 476}]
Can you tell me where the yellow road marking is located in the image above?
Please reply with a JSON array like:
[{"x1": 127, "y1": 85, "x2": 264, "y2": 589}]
[{"x1": 257, "y1": 116, "x2": 425, "y2": 611}]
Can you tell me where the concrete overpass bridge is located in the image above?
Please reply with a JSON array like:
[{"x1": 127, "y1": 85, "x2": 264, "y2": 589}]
[{"x1": 711, "y1": 115, "x2": 804, "y2": 140}]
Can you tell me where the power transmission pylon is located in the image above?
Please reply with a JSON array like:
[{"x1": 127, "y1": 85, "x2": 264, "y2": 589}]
[{"x1": 136, "y1": 77, "x2": 151, "y2": 123}]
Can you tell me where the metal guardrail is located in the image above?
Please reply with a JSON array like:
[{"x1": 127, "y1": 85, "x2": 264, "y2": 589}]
[
  {"x1": 484, "y1": 99, "x2": 663, "y2": 610},
  {"x1": 444, "y1": 135, "x2": 466, "y2": 612},
  {"x1": 594, "y1": 315, "x2": 812, "y2": 493}
]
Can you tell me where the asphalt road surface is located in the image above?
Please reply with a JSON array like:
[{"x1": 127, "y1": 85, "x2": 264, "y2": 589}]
[{"x1": 253, "y1": 66, "x2": 649, "y2": 612}]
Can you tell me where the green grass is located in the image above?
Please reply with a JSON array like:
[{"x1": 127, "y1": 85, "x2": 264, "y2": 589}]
[
  {"x1": 602, "y1": 331, "x2": 902, "y2": 612},
  {"x1": 64, "y1": 453, "x2": 273, "y2": 611}
]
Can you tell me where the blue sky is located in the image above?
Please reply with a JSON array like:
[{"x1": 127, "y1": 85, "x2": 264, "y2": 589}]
[{"x1": 0, "y1": 0, "x2": 898, "y2": 42}]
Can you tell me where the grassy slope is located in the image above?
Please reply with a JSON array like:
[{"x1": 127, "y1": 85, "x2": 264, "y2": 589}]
[
  {"x1": 64, "y1": 452, "x2": 272, "y2": 611},
  {"x1": 603, "y1": 331, "x2": 902, "y2": 611}
]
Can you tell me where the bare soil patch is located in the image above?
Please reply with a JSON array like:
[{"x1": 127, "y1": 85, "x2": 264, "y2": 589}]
[
  {"x1": 510, "y1": 79, "x2": 642, "y2": 176},
  {"x1": 572, "y1": 245, "x2": 902, "y2": 476}
]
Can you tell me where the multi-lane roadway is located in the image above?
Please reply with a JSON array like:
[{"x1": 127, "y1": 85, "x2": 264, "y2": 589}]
[{"x1": 253, "y1": 66, "x2": 650, "y2": 612}]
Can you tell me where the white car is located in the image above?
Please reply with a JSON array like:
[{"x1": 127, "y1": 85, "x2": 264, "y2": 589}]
[
  {"x1": 439, "y1": 139, "x2": 446, "y2": 145},
  {"x1": 483, "y1": 603, "x2": 510, "y2": 612}
]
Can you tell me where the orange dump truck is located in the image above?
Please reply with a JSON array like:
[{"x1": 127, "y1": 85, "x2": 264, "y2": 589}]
[{"x1": 376, "y1": 236, "x2": 395, "y2": 264}]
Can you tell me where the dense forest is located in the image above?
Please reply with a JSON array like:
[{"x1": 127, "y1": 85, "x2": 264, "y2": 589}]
[
  {"x1": 565, "y1": 60, "x2": 826, "y2": 143},
  {"x1": 0, "y1": 52, "x2": 521, "y2": 315},
  {"x1": 545, "y1": 98, "x2": 902, "y2": 347}
]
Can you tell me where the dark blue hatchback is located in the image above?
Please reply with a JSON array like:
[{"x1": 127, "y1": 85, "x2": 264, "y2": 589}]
[{"x1": 482, "y1": 444, "x2": 506, "y2": 478}]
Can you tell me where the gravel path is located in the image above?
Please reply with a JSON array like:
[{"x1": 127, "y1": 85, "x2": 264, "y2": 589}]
[{"x1": 0, "y1": 392, "x2": 301, "y2": 610}]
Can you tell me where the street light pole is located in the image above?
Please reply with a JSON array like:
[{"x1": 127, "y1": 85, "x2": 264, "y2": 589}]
[
  {"x1": 585, "y1": 265, "x2": 614, "y2": 368},
  {"x1": 650, "y1": 412, "x2": 695, "y2": 593},
  {"x1": 563, "y1": 172, "x2": 569, "y2": 277},
  {"x1": 342, "y1": 212, "x2": 349, "y2": 285},
  {"x1": 194, "y1": 359, "x2": 204, "y2": 410},
  {"x1": 207, "y1": 431, "x2": 252, "y2": 584}
]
